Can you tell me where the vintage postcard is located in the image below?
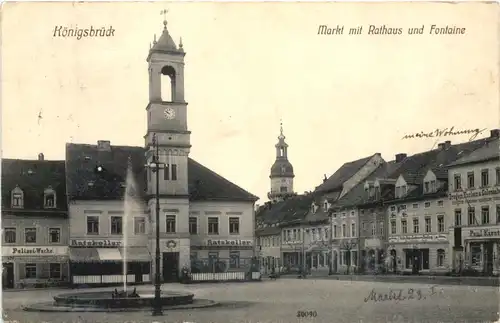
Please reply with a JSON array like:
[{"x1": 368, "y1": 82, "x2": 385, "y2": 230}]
[{"x1": 0, "y1": 2, "x2": 499, "y2": 323}]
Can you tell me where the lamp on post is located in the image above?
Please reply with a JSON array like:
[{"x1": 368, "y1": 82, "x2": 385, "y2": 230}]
[{"x1": 145, "y1": 133, "x2": 167, "y2": 316}]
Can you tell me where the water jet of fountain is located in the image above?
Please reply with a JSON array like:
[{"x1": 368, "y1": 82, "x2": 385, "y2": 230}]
[{"x1": 123, "y1": 160, "x2": 138, "y2": 293}]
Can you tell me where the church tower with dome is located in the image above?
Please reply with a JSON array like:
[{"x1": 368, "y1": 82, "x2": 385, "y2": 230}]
[{"x1": 267, "y1": 122, "x2": 295, "y2": 202}]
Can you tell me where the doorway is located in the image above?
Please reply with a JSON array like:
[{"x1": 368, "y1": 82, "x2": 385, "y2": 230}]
[
  {"x1": 3, "y1": 263, "x2": 14, "y2": 289},
  {"x1": 162, "y1": 252, "x2": 179, "y2": 283}
]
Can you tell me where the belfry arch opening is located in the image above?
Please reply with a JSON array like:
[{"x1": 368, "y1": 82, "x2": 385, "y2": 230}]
[{"x1": 161, "y1": 65, "x2": 176, "y2": 102}]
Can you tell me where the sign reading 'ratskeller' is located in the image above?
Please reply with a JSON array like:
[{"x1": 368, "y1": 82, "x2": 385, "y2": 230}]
[
  {"x1": 71, "y1": 239, "x2": 122, "y2": 247},
  {"x1": 206, "y1": 239, "x2": 253, "y2": 247}
]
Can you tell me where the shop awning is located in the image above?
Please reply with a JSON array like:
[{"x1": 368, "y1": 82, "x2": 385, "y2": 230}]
[
  {"x1": 96, "y1": 248, "x2": 122, "y2": 261},
  {"x1": 69, "y1": 248, "x2": 100, "y2": 262},
  {"x1": 120, "y1": 247, "x2": 151, "y2": 262}
]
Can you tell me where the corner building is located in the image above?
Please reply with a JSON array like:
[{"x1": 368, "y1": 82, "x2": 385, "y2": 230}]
[{"x1": 65, "y1": 20, "x2": 258, "y2": 285}]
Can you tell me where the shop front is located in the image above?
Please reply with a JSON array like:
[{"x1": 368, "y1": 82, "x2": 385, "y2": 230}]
[
  {"x1": 2, "y1": 246, "x2": 69, "y2": 289},
  {"x1": 190, "y1": 238, "x2": 256, "y2": 281},
  {"x1": 69, "y1": 238, "x2": 151, "y2": 285},
  {"x1": 463, "y1": 227, "x2": 500, "y2": 275},
  {"x1": 388, "y1": 234, "x2": 449, "y2": 274}
]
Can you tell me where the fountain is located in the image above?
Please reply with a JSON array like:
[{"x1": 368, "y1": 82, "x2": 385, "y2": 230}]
[{"x1": 23, "y1": 160, "x2": 218, "y2": 313}]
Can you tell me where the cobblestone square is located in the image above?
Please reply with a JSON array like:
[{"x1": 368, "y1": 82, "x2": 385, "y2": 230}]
[{"x1": 3, "y1": 280, "x2": 499, "y2": 323}]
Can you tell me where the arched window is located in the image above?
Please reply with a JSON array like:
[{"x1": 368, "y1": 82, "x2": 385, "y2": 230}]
[
  {"x1": 44, "y1": 186, "x2": 56, "y2": 208},
  {"x1": 11, "y1": 186, "x2": 24, "y2": 208},
  {"x1": 437, "y1": 249, "x2": 445, "y2": 267},
  {"x1": 280, "y1": 147, "x2": 284, "y2": 157},
  {"x1": 161, "y1": 65, "x2": 176, "y2": 102}
]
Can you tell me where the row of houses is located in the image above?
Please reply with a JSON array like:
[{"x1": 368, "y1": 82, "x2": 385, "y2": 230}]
[{"x1": 256, "y1": 128, "x2": 500, "y2": 275}]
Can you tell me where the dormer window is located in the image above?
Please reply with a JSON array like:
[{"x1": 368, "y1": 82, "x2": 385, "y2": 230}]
[
  {"x1": 375, "y1": 186, "x2": 380, "y2": 199},
  {"x1": 11, "y1": 186, "x2": 24, "y2": 208},
  {"x1": 44, "y1": 187, "x2": 56, "y2": 209},
  {"x1": 424, "y1": 182, "x2": 430, "y2": 193},
  {"x1": 430, "y1": 181, "x2": 436, "y2": 192},
  {"x1": 323, "y1": 201, "x2": 329, "y2": 210}
]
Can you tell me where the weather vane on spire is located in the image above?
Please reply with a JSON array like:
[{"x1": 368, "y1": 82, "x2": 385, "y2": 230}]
[
  {"x1": 279, "y1": 119, "x2": 285, "y2": 139},
  {"x1": 160, "y1": 9, "x2": 169, "y2": 28}
]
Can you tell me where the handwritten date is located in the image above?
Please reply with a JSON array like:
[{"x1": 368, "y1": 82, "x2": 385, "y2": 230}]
[{"x1": 364, "y1": 286, "x2": 438, "y2": 303}]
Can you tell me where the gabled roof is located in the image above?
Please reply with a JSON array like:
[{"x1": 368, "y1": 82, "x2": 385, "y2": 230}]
[
  {"x1": 447, "y1": 138, "x2": 499, "y2": 168},
  {"x1": 315, "y1": 154, "x2": 377, "y2": 193},
  {"x1": 2, "y1": 158, "x2": 67, "y2": 214},
  {"x1": 255, "y1": 194, "x2": 314, "y2": 225},
  {"x1": 65, "y1": 143, "x2": 258, "y2": 202}
]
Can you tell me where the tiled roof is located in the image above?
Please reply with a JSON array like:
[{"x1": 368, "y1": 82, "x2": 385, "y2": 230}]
[
  {"x1": 448, "y1": 138, "x2": 499, "y2": 167},
  {"x1": 65, "y1": 143, "x2": 258, "y2": 202},
  {"x1": 314, "y1": 154, "x2": 376, "y2": 193},
  {"x1": 255, "y1": 194, "x2": 314, "y2": 225},
  {"x1": 1, "y1": 159, "x2": 67, "y2": 214}
]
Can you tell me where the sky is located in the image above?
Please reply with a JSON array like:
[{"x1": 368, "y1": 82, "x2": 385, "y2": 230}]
[{"x1": 1, "y1": 2, "x2": 498, "y2": 203}]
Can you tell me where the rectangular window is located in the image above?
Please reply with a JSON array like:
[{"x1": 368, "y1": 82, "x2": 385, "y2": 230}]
[
  {"x1": 229, "y1": 217, "x2": 240, "y2": 234},
  {"x1": 468, "y1": 172, "x2": 475, "y2": 189},
  {"x1": 166, "y1": 215, "x2": 176, "y2": 233},
  {"x1": 333, "y1": 225, "x2": 337, "y2": 238},
  {"x1": 424, "y1": 202, "x2": 431, "y2": 208},
  {"x1": 12, "y1": 193, "x2": 23, "y2": 208},
  {"x1": 134, "y1": 217, "x2": 146, "y2": 234},
  {"x1": 49, "y1": 228, "x2": 60, "y2": 243},
  {"x1": 342, "y1": 224, "x2": 346, "y2": 237},
  {"x1": 391, "y1": 220, "x2": 396, "y2": 234},
  {"x1": 87, "y1": 216, "x2": 99, "y2": 234},
  {"x1": 280, "y1": 186, "x2": 287, "y2": 192},
  {"x1": 424, "y1": 182, "x2": 429, "y2": 193},
  {"x1": 454, "y1": 174, "x2": 462, "y2": 190},
  {"x1": 44, "y1": 194, "x2": 55, "y2": 208},
  {"x1": 189, "y1": 217, "x2": 198, "y2": 235},
  {"x1": 455, "y1": 209, "x2": 462, "y2": 226},
  {"x1": 351, "y1": 223, "x2": 356, "y2": 237},
  {"x1": 413, "y1": 218, "x2": 419, "y2": 234},
  {"x1": 468, "y1": 207, "x2": 476, "y2": 225},
  {"x1": 401, "y1": 219, "x2": 408, "y2": 234},
  {"x1": 49, "y1": 263, "x2": 61, "y2": 279},
  {"x1": 482, "y1": 206, "x2": 490, "y2": 224},
  {"x1": 171, "y1": 164, "x2": 177, "y2": 181},
  {"x1": 437, "y1": 200, "x2": 444, "y2": 207},
  {"x1": 371, "y1": 222, "x2": 375, "y2": 236},
  {"x1": 111, "y1": 216, "x2": 123, "y2": 235},
  {"x1": 208, "y1": 252, "x2": 219, "y2": 270},
  {"x1": 208, "y1": 217, "x2": 219, "y2": 235},
  {"x1": 496, "y1": 168, "x2": 500, "y2": 185},
  {"x1": 25, "y1": 228, "x2": 36, "y2": 244},
  {"x1": 4, "y1": 228, "x2": 16, "y2": 243},
  {"x1": 390, "y1": 206, "x2": 396, "y2": 212},
  {"x1": 25, "y1": 264, "x2": 37, "y2": 279},
  {"x1": 229, "y1": 251, "x2": 240, "y2": 269},
  {"x1": 163, "y1": 165, "x2": 170, "y2": 180},
  {"x1": 437, "y1": 215, "x2": 445, "y2": 232},
  {"x1": 379, "y1": 221, "x2": 383, "y2": 235},
  {"x1": 497, "y1": 205, "x2": 500, "y2": 223},
  {"x1": 425, "y1": 217, "x2": 431, "y2": 233},
  {"x1": 481, "y1": 169, "x2": 489, "y2": 187},
  {"x1": 412, "y1": 203, "x2": 419, "y2": 209}
]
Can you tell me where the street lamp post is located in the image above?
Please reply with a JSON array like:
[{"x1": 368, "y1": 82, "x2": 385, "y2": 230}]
[{"x1": 146, "y1": 133, "x2": 166, "y2": 316}]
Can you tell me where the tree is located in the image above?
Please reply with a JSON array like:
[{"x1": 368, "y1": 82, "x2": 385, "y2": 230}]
[{"x1": 340, "y1": 240, "x2": 357, "y2": 275}]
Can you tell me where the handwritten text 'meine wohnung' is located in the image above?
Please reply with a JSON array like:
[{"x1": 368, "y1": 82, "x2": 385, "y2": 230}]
[{"x1": 402, "y1": 127, "x2": 486, "y2": 141}]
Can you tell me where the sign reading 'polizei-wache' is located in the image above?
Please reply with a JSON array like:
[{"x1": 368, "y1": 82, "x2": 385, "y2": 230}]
[
  {"x1": 206, "y1": 239, "x2": 253, "y2": 246},
  {"x1": 11, "y1": 247, "x2": 54, "y2": 255}
]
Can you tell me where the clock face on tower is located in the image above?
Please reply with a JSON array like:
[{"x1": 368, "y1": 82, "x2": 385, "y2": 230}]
[{"x1": 164, "y1": 108, "x2": 176, "y2": 119}]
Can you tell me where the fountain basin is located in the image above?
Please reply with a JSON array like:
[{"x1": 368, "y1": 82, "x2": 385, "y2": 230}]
[{"x1": 53, "y1": 291, "x2": 194, "y2": 309}]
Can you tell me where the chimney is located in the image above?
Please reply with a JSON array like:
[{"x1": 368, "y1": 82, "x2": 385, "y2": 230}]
[
  {"x1": 323, "y1": 174, "x2": 328, "y2": 183},
  {"x1": 38, "y1": 153, "x2": 44, "y2": 161},
  {"x1": 444, "y1": 141, "x2": 451, "y2": 149},
  {"x1": 490, "y1": 129, "x2": 500, "y2": 138},
  {"x1": 395, "y1": 153, "x2": 407, "y2": 163},
  {"x1": 437, "y1": 143, "x2": 445, "y2": 150},
  {"x1": 97, "y1": 140, "x2": 111, "y2": 151}
]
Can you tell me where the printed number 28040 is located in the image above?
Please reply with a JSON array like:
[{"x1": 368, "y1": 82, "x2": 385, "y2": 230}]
[{"x1": 297, "y1": 310, "x2": 318, "y2": 318}]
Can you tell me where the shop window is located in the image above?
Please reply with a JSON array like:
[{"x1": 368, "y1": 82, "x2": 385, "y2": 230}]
[
  {"x1": 25, "y1": 264, "x2": 37, "y2": 279},
  {"x1": 229, "y1": 217, "x2": 240, "y2": 235},
  {"x1": 49, "y1": 263, "x2": 61, "y2": 279},
  {"x1": 49, "y1": 228, "x2": 60, "y2": 243},
  {"x1": 111, "y1": 216, "x2": 123, "y2": 235},
  {"x1": 4, "y1": 228, "x2": 16, "y2": 243},
  {"x1": 437, "y1": 249, "x2": 445, "y2": 267},
  {"x1": 87, "y1": 216, "x2": 99, "y2": 235},
  {"x1": 189, "y1": 217, "x2": 198, "y2": 235},
  {"x1": 208, "y1": 217, "x2": 219, "y2": 235},
  {"x1": 471, "y1": 244, "x2": 481, "y2": 266},
  {"x1": 229, "y1": 251, "x2": 240, "y2": 269},
  {"x1": 25, "y1": 228, "x2": 36, "y2": 244},
  {"x1": 166, "y1": 215, "x2": 176, "y2": 233}
]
